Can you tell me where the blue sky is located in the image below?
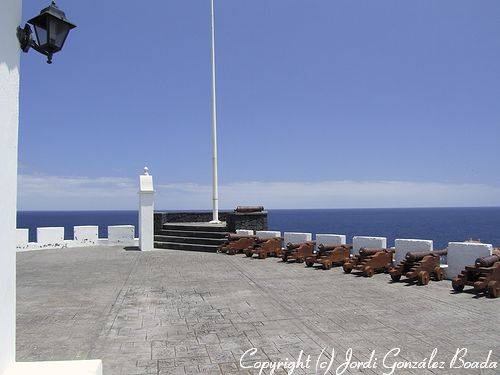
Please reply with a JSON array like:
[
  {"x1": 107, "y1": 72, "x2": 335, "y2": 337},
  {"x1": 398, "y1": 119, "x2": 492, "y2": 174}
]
[{"x1": 18, "y1": 0, "x2": 500, "y2": 210}]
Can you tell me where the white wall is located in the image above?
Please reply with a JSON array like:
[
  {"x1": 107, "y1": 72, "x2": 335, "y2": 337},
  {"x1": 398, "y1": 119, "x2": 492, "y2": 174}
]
[
  {"x1": 394, "y1": 239, "x2": 433, "y2": 264},
  {"x1": 447, "y1": 242, "x2": 493, "y2": 279},
  {"x1": 74, "y1": 226, "x2": 98, "y2": 246},
  {"x1": 16, "y1": 229, "x2": 29, "y2": 250},
  {"x1": 236, "y1": 229, "x2": 254, "y2": 236},
  {"x1": 37, "y1": 227, "x2": 65, "y2": 246},
  {"x1": 255, "y1": 230, "x2": 281, "y2": 239},
  {"x1": 315, "y1": 234, "x2": 346, "y2": 251},
  {"x1": 352, "y1": 236, "x2": 387, "y2": 255},
  {"x1": 283, "y1": 232, "x2": 312, "y2": 244},
  {"x1": 108, "y1": 225, "x2": 135, "y2": 246},
  {"x1": 0, "y1": 0, "x2": 21, "y2": 372}
]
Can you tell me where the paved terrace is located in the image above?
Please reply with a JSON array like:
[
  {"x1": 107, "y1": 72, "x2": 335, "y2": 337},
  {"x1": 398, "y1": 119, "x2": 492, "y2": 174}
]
[{"x1": 17, "y1": 247, "x2": 499, "y2": 375}]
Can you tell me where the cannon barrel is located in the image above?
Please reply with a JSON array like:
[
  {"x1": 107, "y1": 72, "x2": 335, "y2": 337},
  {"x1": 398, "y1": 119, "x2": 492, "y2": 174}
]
[
  {"x1": 257, "y1": 237, "x2": 281, "y2": 244},
  {"x1": 235, "y1": 206, "x2": 264, "y2": 213},
  {"x1": 286, "y1": 242, "x2": 301, "y2": 250},
  {"x1": 359, "y1": 248, "x2": 385, "y2": 257},
  {"x1": 406, "y1": 249, "x2": 447, "y2": 262},
  {"x1": 318, "y1": 244, "x2": 351, "y2": 251},
  {"x1": 475, "y1": 254, "x2": 500, "y2": 268},
  {"x1": 255, "y1": 237, "x2": 270, "y2": 243},
  {"x1": 318, "y1": 244, "x2": 342, "y2": 251},
  {"x1": 228, "y1": 234, "x2": 254, "y2": 240}
]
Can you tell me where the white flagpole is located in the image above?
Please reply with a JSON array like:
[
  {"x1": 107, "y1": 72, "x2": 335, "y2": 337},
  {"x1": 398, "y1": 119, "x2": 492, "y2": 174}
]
[{"x1": 209, "y1": 0, "x2": 221, "y2": 223}]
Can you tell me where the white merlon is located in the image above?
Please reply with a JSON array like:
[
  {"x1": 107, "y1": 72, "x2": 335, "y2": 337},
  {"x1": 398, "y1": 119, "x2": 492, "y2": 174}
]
[
  {"x1": 394, "y1": 239, "x2": 433, "y2": 264},
  {"x1": 284, "y1": 232, "x2": 312, "y2": 245},
  {"x1": 255, "y1": 230, "x2": 281, "y2": 239},
  {"x1": 108, "y1": 225, "x2": 135, "y2": 246},
  {"x1": 315, "y1": 234, "x2": 346, "y2": 251},
  {"x1": 352, "y1": 236, "x2": 387, "y2": 255},
  {"x1": 139, "y1": 167, "x2": 154, "y2": 251},
  {"x1": 16, "y1": 229, "x2": 29, "y2": 250},
  {"x1": 446, "y1": 242, "x2": 493, "y2": 280},
  {"x1": 74, "y1": 226, "x2": 98, "y2": 247},
  {"x1": 236, "y1": 229, "x2": 254, "y2": 236},
  {"x1": 37, "y1": 227, "x2": 65, "y2": 248},
  {"x1": 16, "y1": 226, "x2": 138, "y2": 252}
]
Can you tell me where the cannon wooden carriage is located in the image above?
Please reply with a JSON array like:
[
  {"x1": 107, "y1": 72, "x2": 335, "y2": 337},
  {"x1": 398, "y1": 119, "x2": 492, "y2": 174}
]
[
  {"x1": 218, "y1": 234, "x2": 257, "y2": 255},
  {"x1": 389, "y1": 250, "x2": 447, "y2": 285},
  {"x1": 282, "y1": 242, "x2": 316, "y2": 263},
  {"x1": 452, "y1": 254, "x2": 500, "y2": 298},
  {"x1": 244, "y1": 237, "x2": 283, "y2": 259},
  {"x1": 343, "y1": 248, "x2": 394, "y2": 277},
  {"x1": 217, "y1": 234, "x2": 243, "y2": 253},
  {"x1": 305, "y1": 244, "x2": 352, "y2": 270}
]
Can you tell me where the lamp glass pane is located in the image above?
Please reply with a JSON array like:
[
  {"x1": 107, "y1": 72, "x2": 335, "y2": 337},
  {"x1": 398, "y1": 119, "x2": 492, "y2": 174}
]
[
  {"x1": 47, "y1": 19, "x2": 71, "y2": 50},
  {"x1": 34, "y1": 24, "x2": 48, "y2": 47},
  {"x1": 54, "y1": 22, "x2": 71, "y2": 49}
]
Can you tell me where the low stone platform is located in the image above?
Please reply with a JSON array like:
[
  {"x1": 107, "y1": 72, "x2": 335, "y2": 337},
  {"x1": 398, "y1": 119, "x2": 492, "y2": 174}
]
[
  {"x1": 154, "y1": 222, "x2": 229, "y2": 252},
  {"x1": 17, "y1": 247, "x2": 499, "y2": 375}
]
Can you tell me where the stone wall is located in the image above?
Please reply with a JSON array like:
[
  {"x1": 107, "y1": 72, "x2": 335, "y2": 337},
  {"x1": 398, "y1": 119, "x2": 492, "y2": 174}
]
[
  {"x1": 154, "y1": 211, "x2": 268, "y2": 233},
  {"x1": 225, "y1": 212, "x2": 268, "y2": 233},
  {"x1": 16, "y1": 226, "x2": 138, "y2": 251}
]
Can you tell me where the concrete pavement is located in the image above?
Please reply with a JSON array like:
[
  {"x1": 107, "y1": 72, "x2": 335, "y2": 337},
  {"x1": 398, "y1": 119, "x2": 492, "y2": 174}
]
[{"x1": 16, "y1": 247, "x2": 499, "y2": 374}]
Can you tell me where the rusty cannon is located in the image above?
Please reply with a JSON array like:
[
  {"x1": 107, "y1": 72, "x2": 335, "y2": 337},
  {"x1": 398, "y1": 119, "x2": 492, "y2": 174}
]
[
  {"x1": 217, "y1": 234, "x2": 244, "y2": 253},
  {"x1": 234, "y1": 205, "x2": 265, "y2": 213},
  {"x1": 452, "y1": 254, "x2": 500, "y2": 298},
  {"x1": 218, "y1": 234, "x2": 257, "y2": 255},
  {"x1": 244, "y1": 237, "x2": 283, "y2": 259},
  {"x1": 389, "y1": 249, "x2": 447, "y2": 285},
  {"x1": 343, "y1": 248, "x2": 394, "y2": 277},
  {"x1": 282, "y1": 242, "x2": 316, "y2": 263},
  {"x1": 305, "y1": 244, "x2": 352, "y2": 270}
]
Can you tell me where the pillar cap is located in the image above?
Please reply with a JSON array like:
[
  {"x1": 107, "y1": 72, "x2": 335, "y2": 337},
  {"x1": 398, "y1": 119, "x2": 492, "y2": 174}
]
[{"x1": 139, "y1": 167, "x2": 154, "y2": 192}]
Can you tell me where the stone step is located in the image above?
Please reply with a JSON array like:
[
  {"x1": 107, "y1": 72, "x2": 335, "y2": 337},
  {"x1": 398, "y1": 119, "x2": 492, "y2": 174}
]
[
  {"x1": 162, "y1": 223, "x2": 227, "y2": 232},
  {"x1": 154, "y1": 235, "x2": 226, "y2": 246},
  {"x1": 154, "y1": 241, "x2": 220, "y2": 252},
  {"x1": 155, "y1": 229, "x2": 229, "y2": 239}
]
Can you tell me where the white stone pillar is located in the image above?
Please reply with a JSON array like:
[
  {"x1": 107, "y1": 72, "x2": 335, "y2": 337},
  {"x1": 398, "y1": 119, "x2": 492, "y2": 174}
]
[
  {"x1": 139, "y1": 167, "x2": 155, "y2": 251},
  {"x1": 0, "y1": 0, "x2": 21, "y2": 372}
]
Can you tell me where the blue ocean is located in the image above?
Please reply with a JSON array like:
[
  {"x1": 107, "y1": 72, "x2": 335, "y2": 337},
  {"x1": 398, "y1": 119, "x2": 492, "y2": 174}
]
[{"x1": 17, "y1": 207, "x2": 500, "y2": 249}]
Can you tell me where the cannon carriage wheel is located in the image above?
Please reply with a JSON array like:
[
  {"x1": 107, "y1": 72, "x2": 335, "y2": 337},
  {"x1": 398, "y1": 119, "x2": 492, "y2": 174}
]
[
  {"x1": 305, "y1": 260, "x2": 314, "y2": 267},
  {"x1": 488, "y1": 281, "x2": 499, "y2": 298},
  {"x1": 364, "y1": 266, "x2": 374, "y2": 277},
  {"x1": 343, "y1": 263, "x2": 353, "y2": 274},
  {"x1": 418, "y1": 271, "x2": 430, "y2": 285},
  {"x1": 245, "y1": 251, "x2": 252, "y2": 257},
  {"x1": 434, "y1": 267, "x2": 444, "y2": 281},
  {"x1": 452, "y1": 278, "x2": 465, "y2": 292},
  {"x1": 390, "y1": 273, "x2": 401, "y2": 282},
  {"x1": 322, "y1": 262, "x2": 332, "y2": 270}
]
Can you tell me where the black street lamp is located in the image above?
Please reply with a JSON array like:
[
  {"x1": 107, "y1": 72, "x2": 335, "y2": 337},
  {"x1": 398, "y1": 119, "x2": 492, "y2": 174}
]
[{"x1": 17, "y1": 1, "x2": 76, "y2": 64}]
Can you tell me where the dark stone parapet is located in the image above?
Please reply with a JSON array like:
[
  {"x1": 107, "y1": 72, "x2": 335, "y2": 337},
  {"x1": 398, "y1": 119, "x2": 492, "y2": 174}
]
[
  {"x1": 226, "y1": 211, "x2": 268, "y2": 233},
  {"x1": 154, "y1": 210, "x2": 268, "y2": 233}
]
